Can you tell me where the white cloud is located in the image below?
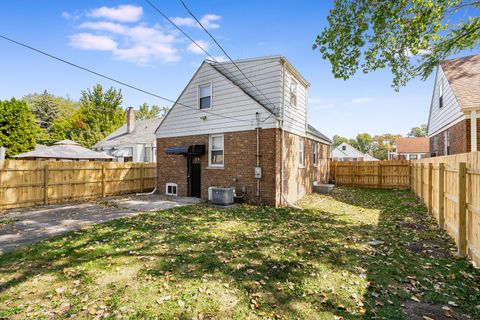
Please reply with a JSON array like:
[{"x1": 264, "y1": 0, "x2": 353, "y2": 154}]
[
  {"x1": 69, "y1": 33, "x2": 118, "y2": 51},
  {"x1": 350, "y1": 97, "x2": 373, "y2": 104},
  {"x1": 79, "y1": 21, "x2": 127, "y2": 34},
  {"x1": 89, "y1": 5, "x2": 143, "y2": 22},
  {"x1": 187, "y1": 40, "x2": 209, "y2": 54},
  {"x1": 171, "y1": 14, "x2": 221, "y2": 29},
  {"x1": 211, "y1": 55, "x2": 228, "y2": 62}
]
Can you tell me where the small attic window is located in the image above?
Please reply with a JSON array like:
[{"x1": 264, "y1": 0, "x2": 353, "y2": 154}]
[
  {"x1": 439, "y1": 78, "x2": 444, "y2": 109},
  {"x1": 199, "y1": 83, "x2": 212, "y2": 109},
  {"x1": 290, "y1": 79, "x2": 298, "y2": 107},
  {"x1": 342, "y1": 145, "x2": 346, "y2": 151}
]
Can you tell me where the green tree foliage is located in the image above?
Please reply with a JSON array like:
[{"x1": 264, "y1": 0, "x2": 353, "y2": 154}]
[
  {"x1": 23, "y1": 90, "x2": 59, "y2": 130},
  {"x1": 372, "y1": 133, "x2": 402, "y2": 160},
  {"x1": 136, "y1": 103, "x2": 170, "y2": 120},
  {"x1": 50, "y1": 84, "x2": 126, "y2": 148},
  {"x1": 0, "y1": 98, "x2": 37, "y2": 157},
  {"x1": 332, "y1": 135, "x2": 349, "y2": 148},
  {"x1": 313, "y1": 1, "x2": 480, "y2": 90},
  {"x1": 407, "y1": 124, "x2": 428, "y2": 137},
  {"x1": 354, "y1": 133, "x2": 373, "y2": 154}
]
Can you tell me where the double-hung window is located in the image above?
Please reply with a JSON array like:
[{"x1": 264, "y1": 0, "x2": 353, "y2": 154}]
[
  {"x1": 199, "y1": 83, "x2": 212, "y2": 109},
  {"x1": 299, "y1": 138, "x2": 305, "y2": 167},
  {"x1": 209, "y1": 134, "x2": 224, "y2": 167},
  {"x1": 290, "y1": 78, "x2": 298, "y2": 107},
  {"x1": 313, "y1": 143, "x2": 318, "y2": 166}
]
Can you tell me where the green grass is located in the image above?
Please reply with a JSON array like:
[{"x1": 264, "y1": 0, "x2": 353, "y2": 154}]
[{"x1": 0, "y1": 188, "x2": 479, "y2": 319}]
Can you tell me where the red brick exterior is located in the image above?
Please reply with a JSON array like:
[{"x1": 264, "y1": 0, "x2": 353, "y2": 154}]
[
  {"x1": 156, "y1": 128, "x2": 330, "y2": 207},
  {"x1": 429, "y1": 119, "x2": 468, "y2": 156}
]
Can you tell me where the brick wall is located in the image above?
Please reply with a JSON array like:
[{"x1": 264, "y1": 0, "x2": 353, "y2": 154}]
[
  {"x1": 157, "y1": 129, "x2": 279, "y2": 206},
  {"x1": 429, "y1": 119, "x2": 468, "y2": 156},
  {"x1": 157, "y1": 128, "x2": 331, "y2": 207}
]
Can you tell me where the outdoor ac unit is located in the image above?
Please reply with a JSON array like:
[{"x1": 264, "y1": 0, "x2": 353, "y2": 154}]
[{"x1": 210, "y1": 187, "x2": 235, "y2": 206}]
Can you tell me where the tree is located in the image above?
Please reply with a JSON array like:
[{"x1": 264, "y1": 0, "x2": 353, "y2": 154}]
[
  {"x1": 0, "y1": 98, "x2": 37, "y2": 157},
  {"x1": 313, "y1": 1, "x2": 480, "y2": 90},
  {"x1": 332, "y1": 135, "x2": 349, "y2": 148},
  {"x1": 50, "y1": 84, "x2": 126, "y2": 148},
  {"x1": 354, "y1": 133, "x2": 373, "y2": 154},
  {"x1": 372, "y1": 133, "x2": 402, "y2": 160},
  {"x1": 407, "y1": 124, "x2": 428, "y2": 137},
  {"x1": 23, "y1": 90, "x2": 60, "y2": 130}
]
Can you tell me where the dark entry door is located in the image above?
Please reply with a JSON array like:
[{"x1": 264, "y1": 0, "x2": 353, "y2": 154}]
[{"x1": 187, "y1": 156, "x2": 201, "y2": 197}]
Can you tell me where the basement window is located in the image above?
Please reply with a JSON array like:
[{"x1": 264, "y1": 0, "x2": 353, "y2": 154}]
[
  {"x1": 199, "y1": 82, "x2": 212, "y2": 109},
  {"x1": 166, "y1": 183, "x2": 178, "y2": 196}
]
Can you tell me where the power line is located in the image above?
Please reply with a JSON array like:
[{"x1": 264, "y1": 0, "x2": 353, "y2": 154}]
[
  {"x1": 0, "y1": 34, "x2": 253, "y2": 123},
  {"x1": 178, "y1": 0, "x2": 280, "y2": 116},
  {"x1": 144, "y1": 0, "x2": 279, "y2": 121}
]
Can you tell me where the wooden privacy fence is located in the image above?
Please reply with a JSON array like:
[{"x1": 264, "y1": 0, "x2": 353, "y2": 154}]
[
  {"x1": 412, "y1": 152, "x2": 480, "y2": 265},
  {"x1": 0, "y1": 160, "x2": 157, "y2": 210},
  {"x1": 331, "y1": 160, "x2": 411, "y2": 188}
]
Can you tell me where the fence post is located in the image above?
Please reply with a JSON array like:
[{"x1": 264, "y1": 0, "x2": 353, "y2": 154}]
[
  {"x1": 43, "y1": 163, "x2": 49, "y2": 205},
  {"x1": 420, "y1": 163, "x2": 424, "y2": 199},
  {"x1": 352, "y1": 162, "x2": 356, "y2": 187},
  {"x1": 457, "y1": 162, "x2": 467, "y2": 256},
  {"x1": 409, "y1": 163, "x2": 413, "y2": 191},
  {"x1": 101, "y1": 163, "x2": 106, "y2": 198},
  {"x1": 378, "y1": 163, "x2": 382, "y2": 189},
  {"x1": 428, "y1": 163, "x2": 433, "y2": 215},
  {"x1": 140, "y1": 163, "x2": 144, "y2": 192},
  {"x1": 438, "y1": 163, "x2": 445, "y2": 229}
]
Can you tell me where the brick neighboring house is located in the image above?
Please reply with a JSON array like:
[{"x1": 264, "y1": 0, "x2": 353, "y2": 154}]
[
  {"x1": 427, "y1": 55, "x2": 480, "y2": 156},
  {"x1": 155, "y1": 56, "x2": 332, "y2": 206},
  {"x1": 388, "y1": 137, "x2": 429, "y2": 160}
]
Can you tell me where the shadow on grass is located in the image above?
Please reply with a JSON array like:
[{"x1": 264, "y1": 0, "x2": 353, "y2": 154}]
[{"x1": 0, "y1": 188, "x2": 479, "y2": 319}]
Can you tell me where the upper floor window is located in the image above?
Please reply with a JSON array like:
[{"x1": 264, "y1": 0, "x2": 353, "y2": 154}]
[
  {"x1": 290, "y1": 79, "x2": 298, "y2": 107},
  {"x1": 313, "y1": 143, "x2": 318, "y2": 166},
  {"x1": 342, "y1": 145, "x2": 346, "y2": 151},
  {"x1": 199, "y1": 83, "x2": 212, "y2": 109},
  {"x1": 439, "y1": 78, "x2": 443, "y2": 109},
  {"x1": 298, "y1": 138, "x2": 305, "y2": 167},
  {"x1": 209, "y1": 134, "x2": 224, "y2": 167}
]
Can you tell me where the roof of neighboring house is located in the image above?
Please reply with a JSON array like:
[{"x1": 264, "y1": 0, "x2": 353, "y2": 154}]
[
  {"x1": 307, "y1": 124, "x2": 332, "y2": 144},
  {"x1": 14, "y1": 140, "x2": 113, "y2": 160},
  {"x1": 440, "y1": 54, "x2": 480, "y2": 109},
  {"x1": 331, "y1": 142, "x2": 378, "y2": 160},
  {"x1": 395, "y1": 137, "x2": 429, "y2": 153},
  {"x1": 94, "y1": 117, "x2": 163, "y2": 149}
]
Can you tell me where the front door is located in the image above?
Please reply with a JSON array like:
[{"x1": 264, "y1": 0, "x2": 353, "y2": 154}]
[{"x1": 187, "y1": 156, "x2": 201, "y2": 197}]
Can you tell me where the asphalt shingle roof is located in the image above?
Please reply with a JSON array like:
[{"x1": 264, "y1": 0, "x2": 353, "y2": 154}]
[
  {"x1": 94, "y1": 118, "x2": 163, "y2": 148},
  {"x1": 15, "y1": 140, "x2": 113, "y2": 160}
]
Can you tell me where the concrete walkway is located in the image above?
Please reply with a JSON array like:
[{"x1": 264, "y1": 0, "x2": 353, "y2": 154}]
[{"x1": 0, "y1": 194, "x2": 202, "y2": 254}]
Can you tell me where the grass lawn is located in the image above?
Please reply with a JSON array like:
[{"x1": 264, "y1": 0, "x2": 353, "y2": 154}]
[{"x1": 0, "y1": 188, "x2": 479, "y2": 319}]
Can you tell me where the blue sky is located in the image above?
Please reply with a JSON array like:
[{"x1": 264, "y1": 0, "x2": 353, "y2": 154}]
[{"x1": 0, "y1": 1, "x2": 477, "y2": 138}]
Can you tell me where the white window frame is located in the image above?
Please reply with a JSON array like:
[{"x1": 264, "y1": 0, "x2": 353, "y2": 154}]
[
  {"x1": 209, "y1": 134, "x2": 224, "y2": 168},
  {"x1": 298, "y1": 138, "x2": 305, "y2": 167},
  {"x1": 439, "y1": 78, "x2": 444, "y2": 108},
  {"x1": 313, "y1": 143, "x2": 318, "y2": 166},
  {"x1": 166, "y1": 183, "x2": 178, "y2": 196},
  {"x1": 198, "y1": 81, "x2": 213, "y2": 110},
  {"x1": 290, "y1": 78, "x2": 298, "y2": 107}
]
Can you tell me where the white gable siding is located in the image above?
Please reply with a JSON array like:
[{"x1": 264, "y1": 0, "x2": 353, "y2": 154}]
[
  {"x1": 428, "y1": 66, "x2": 465, "y2": 137},
  {"x1": 156, "y1": 63, "x2": 277, "y2": 138},
  {"x1": 282, "y1": 67, "x2": 308, "y2": 137}
]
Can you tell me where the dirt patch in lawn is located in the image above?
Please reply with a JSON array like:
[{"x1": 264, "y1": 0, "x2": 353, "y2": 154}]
[
  {"x1": 399, "y1": 221, "x2": 425, "y2": 230},
  {"x1": 403, "y1": 301, "x2": 472, "y2": 320},
  {"x1": 405, "y1": 240, "x2": 448, "y2": 258}
]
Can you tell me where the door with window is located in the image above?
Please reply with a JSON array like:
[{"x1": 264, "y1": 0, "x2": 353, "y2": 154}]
[{"x1": 187, "y1": 156, "x2": 201, "y2": 197}]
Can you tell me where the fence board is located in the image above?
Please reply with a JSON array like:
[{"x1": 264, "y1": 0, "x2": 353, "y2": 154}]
[{"x1": 0, "y1": 160, "x2": 157, "y2": 210}]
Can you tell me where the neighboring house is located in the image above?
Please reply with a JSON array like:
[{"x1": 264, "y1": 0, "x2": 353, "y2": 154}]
[
  {"x1": 155, "y1": 56, "x2": 332, "y2": 206},
  {"x1": 388, "y1": 137, "x2": 429, "y2": 160},
  {"x1": 427, "y1": 54, "x2": 480, "y2": 156},
  {"x1": 331, "y1": 142, "x2": 378, "y2": 161},
  {"x1": 14, "y1": 140, "x2": 113, "y2": 161},
  {"x1": 93, "y1": 107, "x2": 162, "y2": 162}
]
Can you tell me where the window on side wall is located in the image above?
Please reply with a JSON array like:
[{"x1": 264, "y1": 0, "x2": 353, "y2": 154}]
[
  {"x1": 299, "y1": 138, "x2": 305, "y2": 167},
  {"x1": 342, "y1": 145, "x2": 346, "y2": 151},
  {"x1": 166, "y1": 183, "x2": 177, "y2": 196},
  {"x1": 209, "y1": 134, "x2": 224, "y2": 167},
  {"x1": 439, "y1": 78, "x2": 443, "y2": 109},
  {"x1": 199, "y1": 83, "x2": 212, "y2": 109},
  {"x1": 290, "y1": 79, "x2": 297, "y2": 107},
  {"x1": 409, "y1": 154, "x2": 418, "y2": 160},
  {"x1": 313, "y1": 143, "x2": 318, "y2": 166}
]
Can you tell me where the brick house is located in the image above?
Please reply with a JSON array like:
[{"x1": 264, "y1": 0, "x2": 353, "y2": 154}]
[
  {"x1": 428, "y1": 55, "x2": 480, "y2": 156},
  {"x1": 155, "y1": 56, "x2": 331, "y2": 206},
  {"x1": 388, "y1": 137, "x2": 429, "y2": 160}
]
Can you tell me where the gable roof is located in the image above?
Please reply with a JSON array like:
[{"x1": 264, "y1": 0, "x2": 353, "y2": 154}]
[
  {"x1": 395, "y1": 137, "x2": 429, "y2": 153},
  {"x1": 95, "y1": 117, "x2": 162, "y2": 148},
  {"x1": 15, "y1": 140, "x2": 113, "y2": 160},
  {"x1": 307, "y1": 124, "x2": 332, "y2": 144},
  {"x1": 332, "y1": 142, "x2": 378, "y2": 160},
  {"x1": 440, "y1": 54, "x2": 480, "y2": 110}
]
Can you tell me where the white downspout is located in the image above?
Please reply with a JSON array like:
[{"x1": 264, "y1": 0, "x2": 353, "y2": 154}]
[{"x1": 471, "y1": 110, "x2": 478, "y2": 152}]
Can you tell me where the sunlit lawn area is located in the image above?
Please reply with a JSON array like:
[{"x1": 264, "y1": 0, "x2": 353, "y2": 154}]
[{"x1": 0, "y1": 188, "x2": 479, "y2": 319}]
